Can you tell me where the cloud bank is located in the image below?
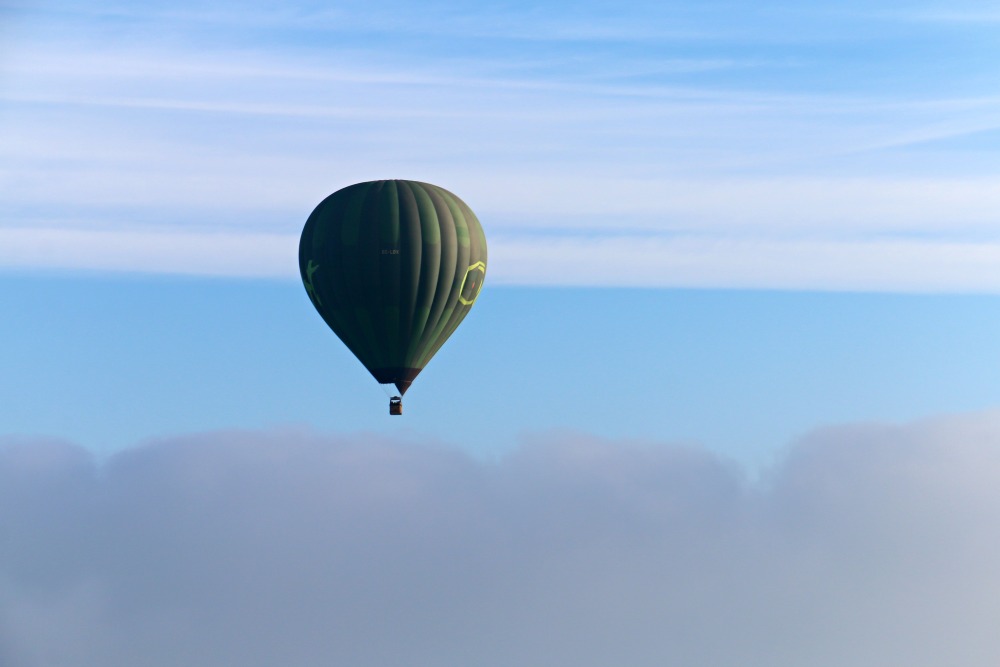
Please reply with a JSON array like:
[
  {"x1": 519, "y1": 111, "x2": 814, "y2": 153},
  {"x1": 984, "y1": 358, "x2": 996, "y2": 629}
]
[{"x1": 3, "y1": 414, "x2": 1000, "y2": 666}]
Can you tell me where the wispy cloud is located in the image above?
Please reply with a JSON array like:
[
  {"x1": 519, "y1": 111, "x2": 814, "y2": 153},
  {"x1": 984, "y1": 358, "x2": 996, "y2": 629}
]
[
  {"x1": 4, "y1": 1, "x2": 1000, "y2": 289},
  {"x1": 894, "y1": 6, "x2": 1000, "y2": 24},
  {"x1": 0, "y1": 227, "x2": 295, "y2": 277},
  {"x1": 3, "y1": 0, "x2": 722, "y2": 43},
  {"x1": 491, "y1": 233, "x2": 1000, "y2": 291},
  {"x1": 7, "y1": 224, "x2": 1000, "y2": 291},
  {"x1": 3, "y1": 412, "x2": 1000, "y2": 665}
]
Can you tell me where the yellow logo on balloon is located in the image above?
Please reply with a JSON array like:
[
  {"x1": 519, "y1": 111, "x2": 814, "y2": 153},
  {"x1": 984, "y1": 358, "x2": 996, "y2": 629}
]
[{"x1": 458, "y1": 261, "x2": 486, "y2": 305}]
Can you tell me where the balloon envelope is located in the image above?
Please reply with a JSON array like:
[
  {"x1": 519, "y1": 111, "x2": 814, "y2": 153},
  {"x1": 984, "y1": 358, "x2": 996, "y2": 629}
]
[{"x1": 299, "y1": 180, "x2": 487, "y2": 394}]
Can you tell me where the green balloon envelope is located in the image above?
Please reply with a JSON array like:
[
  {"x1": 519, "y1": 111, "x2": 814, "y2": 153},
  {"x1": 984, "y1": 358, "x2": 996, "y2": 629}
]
[{"x1": 299, "y1": 180, "x2": 488, "y2": 395}]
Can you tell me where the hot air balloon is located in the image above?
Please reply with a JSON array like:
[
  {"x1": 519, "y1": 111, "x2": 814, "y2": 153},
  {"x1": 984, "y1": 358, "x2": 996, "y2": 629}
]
[{"x1": 299, "y1": 180, "x2": 487, "y2": 415}]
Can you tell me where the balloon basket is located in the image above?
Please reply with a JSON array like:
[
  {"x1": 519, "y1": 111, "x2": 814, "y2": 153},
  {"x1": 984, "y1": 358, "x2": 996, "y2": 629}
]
[{"x1": 389, "y1": 397, "x2": 403, "y2": 416}]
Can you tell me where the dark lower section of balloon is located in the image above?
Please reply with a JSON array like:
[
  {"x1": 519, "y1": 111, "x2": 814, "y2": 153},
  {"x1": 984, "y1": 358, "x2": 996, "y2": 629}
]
[{"x1": 372, "y1": 367, "x2": 423, "y2": 395}]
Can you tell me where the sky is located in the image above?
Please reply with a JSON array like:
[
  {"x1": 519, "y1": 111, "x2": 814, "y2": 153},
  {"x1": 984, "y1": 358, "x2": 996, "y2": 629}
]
[{"x1": 3, "y1": 0, "x2": 1000, "y2": 665}]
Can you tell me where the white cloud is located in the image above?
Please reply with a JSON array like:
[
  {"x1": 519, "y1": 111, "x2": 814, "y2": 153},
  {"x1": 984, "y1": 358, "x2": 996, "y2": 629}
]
[
  {"x1": 5, "y1": 3, "x2": 1000, "y2": 290},
  {"x1": 8, "y1": 225, "x2": 1000, "y2": 292},
  {"x1": 0, "y1": 227, "x2": 296, "y2": 277},
  {"x1": 3, "y1": 412, "x2": 1000, "y2": 666},
  {"x1": 896, "y1": 6, "x2": 1000, "y2": 24},
  {"x1": 490, "y1": 233, "x2": 1000, "y2": 291}
]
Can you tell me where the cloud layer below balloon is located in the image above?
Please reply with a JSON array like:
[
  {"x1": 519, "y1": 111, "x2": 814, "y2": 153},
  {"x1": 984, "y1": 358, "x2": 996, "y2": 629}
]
[{"x1": 3, "y1": 412, "x2": 1000, "y2": 666}]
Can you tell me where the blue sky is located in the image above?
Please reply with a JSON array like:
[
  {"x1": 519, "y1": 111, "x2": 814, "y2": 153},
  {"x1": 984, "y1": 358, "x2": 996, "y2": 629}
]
[
  {"x1": 4, "y1": 2, "x2": 1000, "y2": 664},
  {"x1": 5, "y1": 277, "x2": 1000, "y2": 470},
  {"x1": 3, "y1": 0, "x2": 1000, "y2": 463}
]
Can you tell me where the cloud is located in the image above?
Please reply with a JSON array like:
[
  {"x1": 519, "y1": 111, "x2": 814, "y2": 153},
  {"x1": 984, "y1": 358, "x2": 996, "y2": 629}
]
[
  {"x1": 490, "y1": 233, "x2": 1000, "y2": 292},
  {"x1": 896, "y1": 7, "x2": 1000, "y2": 24},
  {"x1": 9, "y1": 225, "x2": 1000, "y2": 292},
  {"x1": 3, "y1": 414, "x2": 1000, "y2": 666},
  {"x1": 0, "y1": 227, "x2": 296, "y2": 277},
  {"x1": 5, "y1": 3, "x2": 1000, "y2": 290}
]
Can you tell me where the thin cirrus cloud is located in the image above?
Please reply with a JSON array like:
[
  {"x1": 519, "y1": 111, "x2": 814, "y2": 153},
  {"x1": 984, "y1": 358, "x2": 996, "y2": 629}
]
[
  {"x1": 2, "y1": 410, "x2": 1000, "y2": 666},
  {"x1": 897, "y1": 7, "x2": 1000, "y2": 24},
  {"x1": 3, "y1": 1, "x2": 1000, "y2": 290},
  {"x1": 6, "y1": 227, "x2": 1000, "y2": 291}
]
